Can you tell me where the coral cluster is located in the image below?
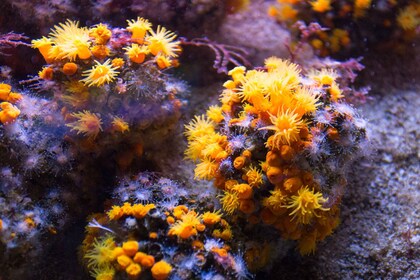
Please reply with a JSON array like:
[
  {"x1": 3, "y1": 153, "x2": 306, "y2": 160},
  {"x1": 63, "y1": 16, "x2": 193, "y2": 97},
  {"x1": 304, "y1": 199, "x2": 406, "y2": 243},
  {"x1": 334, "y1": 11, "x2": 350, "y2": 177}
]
[
  {"x1": 0, "y1": 18, "x2": 188, "y2": 277},
  {"x1": 81, "y1": 173, "x2": 251, "y2": 280},
  {"x1": 31, "y1": 18, "x2": 186, "y2": 170},
  {"x1": 185, "y1": 57, "x2": 367, "y2": 254},
  {"x1": 269, "y1": 0, "x2": 420, "y2": 55},
  {"x1": 0, "y1": 4, "x2": 374, "y2": 279}
]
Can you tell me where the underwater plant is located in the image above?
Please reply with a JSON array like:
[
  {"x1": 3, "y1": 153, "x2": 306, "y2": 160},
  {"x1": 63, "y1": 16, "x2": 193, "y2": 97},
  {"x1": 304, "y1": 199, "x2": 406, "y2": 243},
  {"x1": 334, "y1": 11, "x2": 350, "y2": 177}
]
[{"x1": 185, "y1": 57, "x2": 367, "y2": 255}]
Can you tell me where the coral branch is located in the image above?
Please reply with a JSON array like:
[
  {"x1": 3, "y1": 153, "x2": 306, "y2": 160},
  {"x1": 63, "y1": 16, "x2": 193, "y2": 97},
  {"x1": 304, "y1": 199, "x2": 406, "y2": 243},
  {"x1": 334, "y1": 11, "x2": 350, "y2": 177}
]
[
  {"x1": 180, "y1": 37, "x2": 252, "y2": 74},
  {"x1": 0, "y1": 32, "x2": 30, "y2": 55}
]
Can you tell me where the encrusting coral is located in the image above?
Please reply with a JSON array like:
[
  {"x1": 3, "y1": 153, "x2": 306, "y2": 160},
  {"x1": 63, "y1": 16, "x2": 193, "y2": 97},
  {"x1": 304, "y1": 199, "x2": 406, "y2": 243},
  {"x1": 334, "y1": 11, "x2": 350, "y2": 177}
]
[{"x1": 185, "y1": 57, "x2": 367, "y2": 255}]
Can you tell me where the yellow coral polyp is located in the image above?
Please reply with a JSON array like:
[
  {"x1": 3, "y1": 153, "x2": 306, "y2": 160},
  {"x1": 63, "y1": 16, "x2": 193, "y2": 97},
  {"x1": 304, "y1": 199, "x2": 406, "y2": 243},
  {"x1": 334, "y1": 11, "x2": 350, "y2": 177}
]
[
  {"x1": 184, "y1": 135, "x2": 212, "y2": 161},
  {"x1": 89, "y1": 23, "x2": 112, "y2": 45},
  {"x1": 66, "y1": 110, "x2": 103, "y2": 139},
  {"x1": 220, "y1": 191, "x2": 240, "y2": 215},
  {"x1": 107, "y1": 205, "x2": 124, "y2": 220},
  {"x1": 173, "y1": 205, "x2": 188, "y2": 219},
  {"x1": 90, "y1": 265, "x2": 115, "y2": 280},
  {"x1": 264, "y1": 57, "x2": 300, "y2": 76},
  {"x1": 4, "y1": 94, "x2": 21, "y2": 104},
  {"x1": 202, "y1": 210, "x2": 222, "y2": 225},
  {"x1": 397, "y1": 6, "x2": 420, "y2": 30},
  {"x1": 127, "y1": 17, "x2": 152, "y2": 44},
  {"x1": 201, "y1": 142, "x2": 225, "y2": 159},
  {"x1": 228, "y1": 66, "x2": 246, "y2": 83},
  {"x1": 111, "y1": 117, "x2": 130, "y2": 133},
  {"x1": 168, "y1": 211, "x2": 202, "y2": 239},
  {"x1": 194, "y1": 158, "x2": 218, "y2": 180},
  {"x1": 354, "y1": 0, "x2": 372, "y2": 17},
  {"x1": 206, "y1": 105, "x2": 224, "y2": 123},
  {"x1": 146, "y1": 26, "x2": 181, "y2": 57},
  {"x1": 310, "y1": 0, "x2": 332, "y2": 13},
  {"x1": 84, "y1": 236, "x2": 116, "y2": 268},
  {"x1": 245, "y1": 166, "x2": 264, "y2": 188},
  {"x1": 136, "y1": 253, "x2": 155, "y2": 267},
  {"x1": 81, "y1": 59, "x2": 120, "y2": 87},
  {"x1": 111, "y1": 58, "x2": 125, "y2": 69},
  {"x1": 48, "y1": 20, "x2": 91, "y2": 61},
  {"x1": 263, "y1": 190, "x2": 288, "y2": 215},
  {"x1": 239, "y1": 70, "x2": 268, "y2": 102},
  {"x1": 121, "y1": 202, "x2": 133, "y2": 216},
  {"x1": 275, "y1": 4, "x2": 298, "y2": 21},
  {"x1": 124, "y1": 44, "x2": 149, "y2": 64},
  {"x1": 292, "y1": 87, "x2": 320, "y2": 116},
  {"x1": 329, "y1": 82, "x2": 343, "y2": 101},
  {"x1": 156, "y1": 55, "x2": 172, "y2": 69},
  {"x1": 38, "y1": 67, "x2": 54, "y2": 80},
  {"x1": 287, "y1": 186, "x2": 329, "y2": 224},
  {"x1": 260, "y1": 109, "x2": 305, "y2": 147},
  {"x1": 310, "y1": 69, "x2": 338, "y2": 86},
  {"x1": 184, "y1": 115, "x2": 215, "y2": 141}
]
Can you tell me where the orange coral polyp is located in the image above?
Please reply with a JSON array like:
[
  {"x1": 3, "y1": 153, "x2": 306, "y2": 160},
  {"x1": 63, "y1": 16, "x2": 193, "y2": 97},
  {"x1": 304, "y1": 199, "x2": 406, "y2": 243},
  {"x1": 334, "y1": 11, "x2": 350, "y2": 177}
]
[
  {"x1": 127, "y1": 17, "x2": 152, "y2": 44},
  {"x1": 0, "y1": 102, "x2": 20, "y2": 124},
  {"x1": 125, "y1": 44, "x2": 149, "y2": 64},
  {"x1": 39, "y1": 67, "x2": 54, "y2": 80},
  {"x1": 122, "y1": 241, "x2": 139, "y2": 257},
  {"x1": 140, "y1": 255, "x2": 155, "y2": 267},
  {"x1": 156, "y1": 55, "x2": 172, "y2": 69},
  {"x1": 89, "y1": 23, "x2": 112, "y2": 44},
  {"x1": 0, "y1": 83, "x2": 12, "y2": 99},
  {"x1": 62, "y1": 62, "x2": 78, "y2": 75},
  {"x1": 232, "y1": 184, "x2": 253, "y2": 199},
  {"x1": 126, "y1": 263, "x2": 142, "y2": 278},
  {"x1": 117, "y1": 255, "x2": 133, "y2": 269},
  {"x1": 151, "y1": 261, "x2": 172, "y2": 280},
  {"x1": 91, "y1": 45, "x2": 110, "y2": 60},
  {"x1": 202, "y1": 211, "x2": 222, "y2": 225},
  {"x1": 131, "y1": 203, "x2": 155, "y2": 219},
  {"x1": 32, "y1": 37, "x2": 54, "y2": 63}
]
